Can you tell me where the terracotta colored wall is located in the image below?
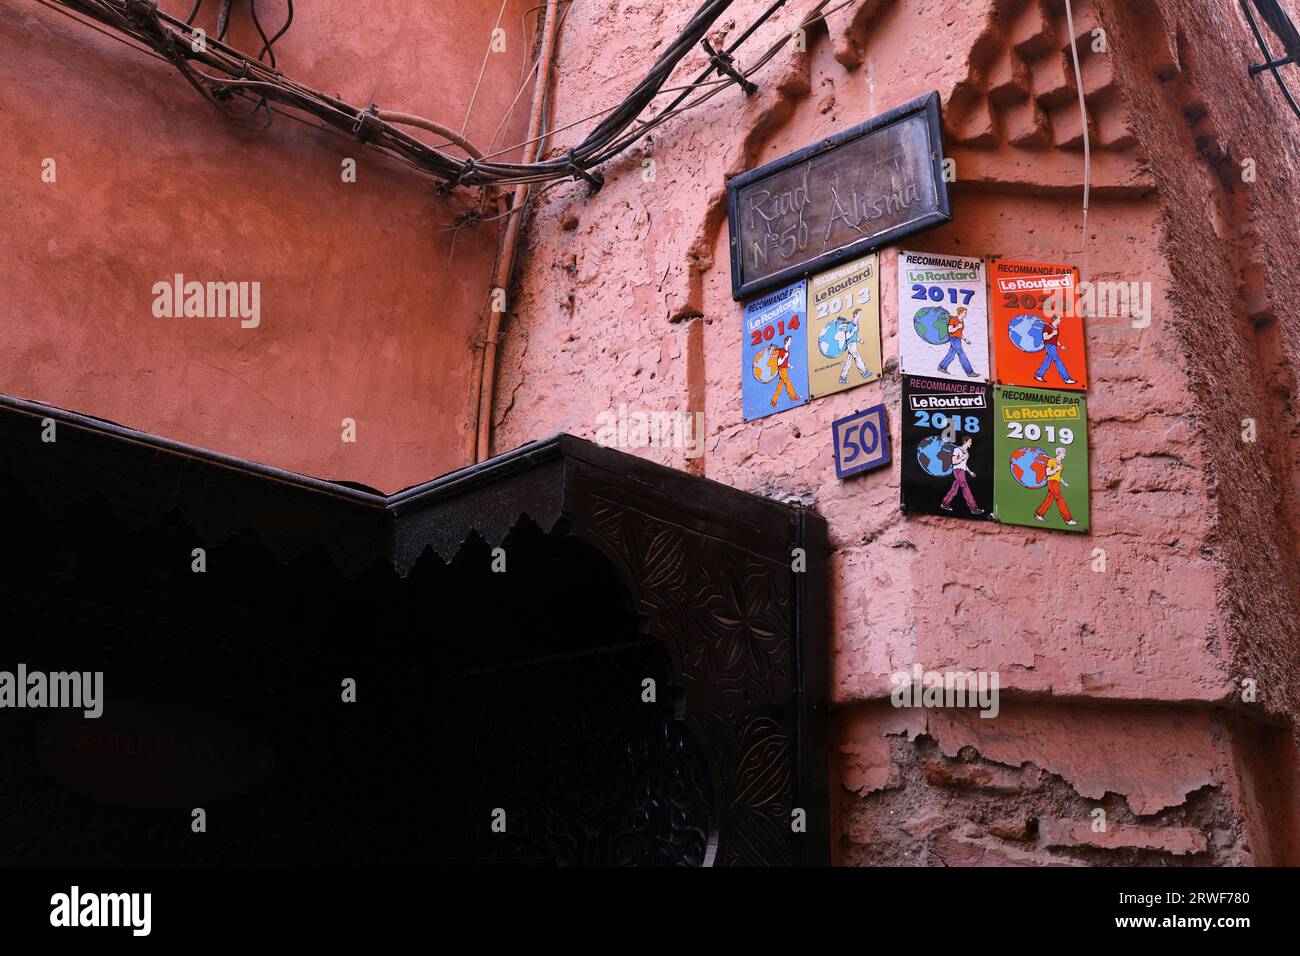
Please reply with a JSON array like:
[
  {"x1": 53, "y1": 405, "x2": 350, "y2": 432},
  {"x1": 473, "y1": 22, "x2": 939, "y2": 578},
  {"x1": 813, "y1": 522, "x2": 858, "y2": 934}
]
[
  {"x1": 1, "y1": 0, "x2": 536, "y2": 490},
  {"x1": 492, "y1": 0, "x2": 1300, "y2": 863},
  {"x1": 4, "y1": 0, "x2": 1296, "y2": 865}
]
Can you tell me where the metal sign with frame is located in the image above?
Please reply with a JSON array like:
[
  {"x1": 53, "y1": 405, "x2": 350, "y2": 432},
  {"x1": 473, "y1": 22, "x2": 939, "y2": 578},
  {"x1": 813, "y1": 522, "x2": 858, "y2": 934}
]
[{"x1": 726, "y1": 92, "x2": 951, "y2": 301}]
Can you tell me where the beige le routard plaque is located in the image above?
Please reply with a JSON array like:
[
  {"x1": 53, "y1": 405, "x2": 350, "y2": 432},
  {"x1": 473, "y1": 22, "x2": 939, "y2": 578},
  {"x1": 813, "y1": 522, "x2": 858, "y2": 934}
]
[{"x1": 726, "y1": 92, "x2": 951, "y2": 301}]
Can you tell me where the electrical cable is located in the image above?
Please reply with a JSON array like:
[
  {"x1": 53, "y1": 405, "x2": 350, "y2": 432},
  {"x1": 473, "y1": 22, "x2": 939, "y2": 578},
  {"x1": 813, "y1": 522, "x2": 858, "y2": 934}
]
[
  {"x1": 585, "y1": 0, "x2": 844, "y2": 164},
  {"x1": 35, "y1": 0, "x2": 725, "y2": 185},
  {"x1": 31, "y1": 0, "x2": 848, "y2": 191},
  {"x1": 476, "y1": 0, "x2": 847, "y2": 185},
  {"x1": 252, "y1": 0, "x2": 292, "y2": 66},
  {"x1": 215, "y1": 0, "x2": 230, "y2": 40},
  {"x1": 453, "y1": 0, "x2": 849, "y2": 232},
  {"x1": 484, "y1": 0, "x2": 577, "y2": 158},
  {"x1": 476, "y1": 0, "x2": 564, "y2": 462},
  {"x1": 32, "y1": 0, "x2": 170, "y2": 62},
  {"x1": 463, "y1": 0, "x2": 512, "y2": 137},
  {"x1": 1064, "y1": 0, "x2": 1090, "y2": 243},
  {"x1": 377, "y1": 110, "x2": 485, "y2": 159}
]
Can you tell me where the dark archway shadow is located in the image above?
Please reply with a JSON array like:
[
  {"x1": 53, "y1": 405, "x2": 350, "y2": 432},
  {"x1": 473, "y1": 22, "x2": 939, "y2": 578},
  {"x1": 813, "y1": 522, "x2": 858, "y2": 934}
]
[
  {"x1": 0, "y1": 480, "x2": 716, "y2": 865},
  {"x1": 0, "y1": 396, "x2": 828, "y2": 866}
]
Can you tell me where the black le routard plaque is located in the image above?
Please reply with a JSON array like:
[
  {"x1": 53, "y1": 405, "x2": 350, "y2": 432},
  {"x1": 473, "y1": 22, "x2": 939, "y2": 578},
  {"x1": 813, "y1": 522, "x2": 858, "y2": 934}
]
[{"x1": 726, "y1": 92, "x2": 950, "y2": 301}]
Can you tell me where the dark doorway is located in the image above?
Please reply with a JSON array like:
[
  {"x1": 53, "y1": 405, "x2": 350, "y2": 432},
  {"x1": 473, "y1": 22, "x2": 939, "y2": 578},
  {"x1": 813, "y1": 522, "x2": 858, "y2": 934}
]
[
  {"x1": 0, "y1": 486, "x2": 712, "y2": 864},
  {"x1": 0, "y1": 395, "x2": 827, "y2": 865}
]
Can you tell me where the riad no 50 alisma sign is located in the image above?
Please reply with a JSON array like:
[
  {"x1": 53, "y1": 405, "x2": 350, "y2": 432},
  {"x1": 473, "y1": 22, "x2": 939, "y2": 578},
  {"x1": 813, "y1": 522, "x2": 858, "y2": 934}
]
[{"x1": 726, "y1": 92, "x2": 951, "y2": 301}]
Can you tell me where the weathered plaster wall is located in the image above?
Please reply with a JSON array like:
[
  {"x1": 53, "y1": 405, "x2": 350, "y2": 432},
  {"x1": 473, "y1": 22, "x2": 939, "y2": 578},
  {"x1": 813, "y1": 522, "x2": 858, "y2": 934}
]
[
  {"x1": 1, "y1": 0, "x2": 535, "y2": 490},
  {"x1": 495, "y1": 0, "x2": 1300, "y2": 863},
  {"x1": 4, "y1": 0, "x2": 1293, "y2": 866}
]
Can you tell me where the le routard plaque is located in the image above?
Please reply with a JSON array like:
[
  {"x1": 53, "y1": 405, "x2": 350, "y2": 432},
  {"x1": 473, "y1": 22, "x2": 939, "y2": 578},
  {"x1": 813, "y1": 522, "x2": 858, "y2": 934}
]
[
  {"x1": 900, "y1": 375, "x2": 995, "y2": 522},
  {"x1": 726, "y1": 92, "x2": 951, "y2": 301},
  {"x1": 993, "y1": 386, "x2": 1090, "y2": 533}
]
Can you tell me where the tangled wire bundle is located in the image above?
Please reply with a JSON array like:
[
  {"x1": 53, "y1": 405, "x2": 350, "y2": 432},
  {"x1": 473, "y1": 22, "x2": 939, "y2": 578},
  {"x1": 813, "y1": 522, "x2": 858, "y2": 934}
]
[{"x1": 44, "y1": 0, "x2": 853, "y2": 190}]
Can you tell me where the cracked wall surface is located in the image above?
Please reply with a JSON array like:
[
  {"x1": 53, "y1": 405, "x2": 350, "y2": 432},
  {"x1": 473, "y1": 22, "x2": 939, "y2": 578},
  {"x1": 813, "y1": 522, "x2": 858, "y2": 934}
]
[
  {"x1": 6, "y1": 0, "x2": 1293, "y2": 865},
  {"x1": 496, "y1": 0, "x2": 1300, "y2": 863},
  {"x1": 837, "y1": 702, "x2": 1250, "y2": 865}
]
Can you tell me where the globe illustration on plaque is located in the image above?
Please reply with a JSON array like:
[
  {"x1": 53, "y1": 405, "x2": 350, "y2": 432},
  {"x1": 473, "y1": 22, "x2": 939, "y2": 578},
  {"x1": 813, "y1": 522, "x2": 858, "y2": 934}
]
[
  {"x1": 916, "y1": 435, "x2": 954, "y2": 477},
  {"x1": 1008, "y1": 313, "x2": 1046, "y2": 352},
  {"x1": 1009, "y1": 446, "x2": 1050, "y2": 488},
  {"x1": 751, "y1": 345, "x2": 779, "y2": 384},
  {"x1": 818, "y1": 319, "x2": 847, "y2": 358},
  {"x1": 913, "y1": 306, "x2": 950, "y2": 345}
]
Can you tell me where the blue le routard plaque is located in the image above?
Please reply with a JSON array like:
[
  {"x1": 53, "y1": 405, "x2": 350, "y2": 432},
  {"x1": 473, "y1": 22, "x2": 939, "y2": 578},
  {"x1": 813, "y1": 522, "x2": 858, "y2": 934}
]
[
  {"x1": 832, "y1": 404, "x2": 891, "y2": 479},
  {"x1": 726, "y1": 92, "x2": 950, "y2": 301}
]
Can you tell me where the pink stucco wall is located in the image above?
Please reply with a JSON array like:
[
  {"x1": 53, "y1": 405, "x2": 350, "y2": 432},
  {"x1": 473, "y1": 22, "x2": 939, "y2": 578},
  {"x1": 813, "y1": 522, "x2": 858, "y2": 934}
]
[
  {"x1": 1, "y1": 0, "x2": 535, "y2": 490},
  {"x1": 492, "y1": 0, "x2": 1300, "y2": 863},
  {"x1": 2, "y1": 0, "x2": 1296, "y2": 864}
]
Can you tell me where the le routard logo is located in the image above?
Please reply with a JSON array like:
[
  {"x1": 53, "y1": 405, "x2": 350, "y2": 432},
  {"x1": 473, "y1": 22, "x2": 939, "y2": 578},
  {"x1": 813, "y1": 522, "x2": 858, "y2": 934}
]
[{"x1": 152, "y1": 274, "x2": 261, "y2": 328}]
